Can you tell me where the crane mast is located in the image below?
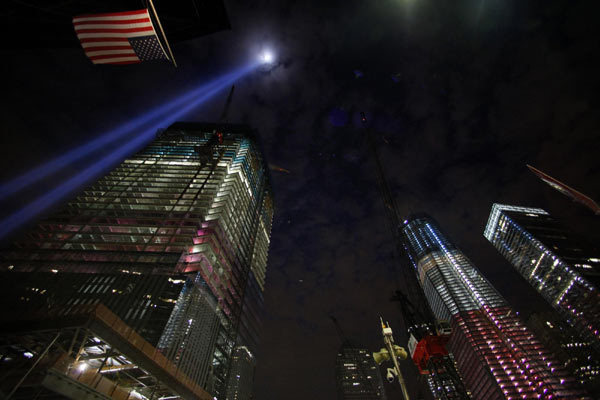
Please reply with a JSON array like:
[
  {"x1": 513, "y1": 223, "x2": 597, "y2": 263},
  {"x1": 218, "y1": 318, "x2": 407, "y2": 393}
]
[{"x1": 360, "y1": 112, "x2": 470, "y2": 400}]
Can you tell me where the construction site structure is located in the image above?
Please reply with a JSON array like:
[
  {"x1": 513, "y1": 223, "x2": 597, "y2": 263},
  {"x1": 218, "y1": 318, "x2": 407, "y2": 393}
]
[
  {"x1": 400, "y1": 214, "x2": 589, "y2": 399},
  {"x1": 0, "y1": 303, "x2": 213, "y2": 400},
  {"x1": 360, "y1": 112, "x2": 470, "y2": 400}
]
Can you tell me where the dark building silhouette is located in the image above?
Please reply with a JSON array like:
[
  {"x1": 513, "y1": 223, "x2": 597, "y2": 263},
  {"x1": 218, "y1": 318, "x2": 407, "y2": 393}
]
[
  {"x1": 335, "y1": 341, "x2": 386, "y2": 400},
  {"x1": 225, "y1": 346, "x2": 255, "y2": 400},
  {"x1": 0, "y1": 122, "x2": 273, "y2": 400}
]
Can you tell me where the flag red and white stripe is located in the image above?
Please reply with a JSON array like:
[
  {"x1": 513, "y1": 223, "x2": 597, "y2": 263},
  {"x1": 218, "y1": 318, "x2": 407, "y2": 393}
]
[{"x1": 73, "y1": 9, "x2": 168, "y2": 65}]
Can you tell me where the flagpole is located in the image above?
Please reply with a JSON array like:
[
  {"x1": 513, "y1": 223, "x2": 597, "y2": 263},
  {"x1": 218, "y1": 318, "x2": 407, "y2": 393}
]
[{"x1": 148, "y1": 0, "x2": 177, "y2": 67}]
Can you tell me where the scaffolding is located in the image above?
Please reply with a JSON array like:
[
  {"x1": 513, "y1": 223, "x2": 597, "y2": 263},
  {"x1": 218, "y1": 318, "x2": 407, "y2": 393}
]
[{"x1": 0, "y1": 304, "x2": 212, "y2": 400}]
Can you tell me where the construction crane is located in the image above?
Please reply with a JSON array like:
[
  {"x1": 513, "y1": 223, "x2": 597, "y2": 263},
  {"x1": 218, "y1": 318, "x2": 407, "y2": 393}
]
[
  {"x1": 194, "y1": 85, "x2": 234, "y2": 163},
  {"x1": 360, "y1": 112, "x2": 470, "y2": 400}
]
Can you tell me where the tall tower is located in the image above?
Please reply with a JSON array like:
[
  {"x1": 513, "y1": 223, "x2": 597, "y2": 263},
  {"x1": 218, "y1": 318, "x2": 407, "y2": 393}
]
[
  {"x1": 360, "y1": 112, "x2": 469, "y2": 400},
  {"x1": 0, "y1": 122, "x2": 273, "y2": 400},
  {"x1": 400, "y1": 214, "x2": 586, "y2": 399},
  {"x1": 484, "y1": 204, "x2": 600, "y2": 388}
]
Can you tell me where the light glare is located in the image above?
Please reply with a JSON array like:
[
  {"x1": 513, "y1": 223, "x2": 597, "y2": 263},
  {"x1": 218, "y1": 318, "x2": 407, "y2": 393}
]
[
  {"x1": 261, "y1": 51, "x2": 274, "y2": 63},
  {"x1": 0, "y1": 63, "x2": 259, "y2": 241}
]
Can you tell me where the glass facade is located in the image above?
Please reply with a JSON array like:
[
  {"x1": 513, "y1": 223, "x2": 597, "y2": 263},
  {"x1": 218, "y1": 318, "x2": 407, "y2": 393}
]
[
  {"x1": 526, "y1": 312, "x2": 600, "y2": 395},
  {"x1": 401, "y1": 215, "x2": 585, "y2": 399},
  {"x1": 0, "y1": 122, "x2": 273, "y2": 399},
  {"x1": 335, "y1": 342, "x2": 387, "y2": 400},
  {"x1": 422, "y1": 352, "x2": 470, "y2": 400},
  {"x1": 484, "y1": 203, "x2": 600, "y2": 390},
  {"x1": 225, "y1": 346, "x2": 256, "y2": 400}
]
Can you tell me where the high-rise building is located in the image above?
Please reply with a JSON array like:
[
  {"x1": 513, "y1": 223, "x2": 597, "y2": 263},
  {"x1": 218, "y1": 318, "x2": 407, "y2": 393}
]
[
  {"x1": 0, "y1": 122, "x2": 273, "y2": 400},
  {"x1": 526, "y1": 312, "x2": 600, "y2": 395},
  {"x1": 400, "y1": 214, "x2": 586, "y2": 399},
  {"x1": 225, "y1": 346, "x2": 256, "y2": 400},
  {"x1": 335, "y1": 341, "x2": 387, "y2": 400},
  {"x1": 483, "y1": 203, "x2": 600, "y2": 352}
]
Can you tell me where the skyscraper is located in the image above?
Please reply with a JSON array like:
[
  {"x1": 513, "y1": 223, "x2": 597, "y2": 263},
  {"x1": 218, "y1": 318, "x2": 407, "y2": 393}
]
[
  {"x1": 0, "y1": 122, "x2": 273, "y2": 400},
  {"x1": 484, "y1": 204, "x2": 600, "y2": 384},
  {"x1": 335, "y1": 341, "x2": 387, "y2": 400},
  {"x1": 526, "y1": 312, "x2": 600, "y2": 394},
  {"x1": 484, "y1": 204, "x2": 600, "y2": 348},
  {"x1": 400, "y1": 214, "x2": 585, "y2": 399},
  {"x1": 225, "y1": 346, "x2": 256, "y2": 400}
]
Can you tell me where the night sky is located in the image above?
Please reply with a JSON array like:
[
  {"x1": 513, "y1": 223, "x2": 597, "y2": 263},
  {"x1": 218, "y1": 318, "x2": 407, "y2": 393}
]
[{"x1": 2, "y1": 1, "x2": 600, "y2": 399}]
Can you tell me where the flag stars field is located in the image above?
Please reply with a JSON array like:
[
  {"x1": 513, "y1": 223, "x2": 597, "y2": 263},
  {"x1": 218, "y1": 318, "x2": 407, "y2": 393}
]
[{"x1": 72, "y1": 8, "x2": 170, "y2": 65}]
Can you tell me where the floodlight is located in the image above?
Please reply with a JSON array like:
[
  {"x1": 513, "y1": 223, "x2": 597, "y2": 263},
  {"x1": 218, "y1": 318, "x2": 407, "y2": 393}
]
[{"x1": 261, "y1": 50, "x2": 274, "y2": 64}]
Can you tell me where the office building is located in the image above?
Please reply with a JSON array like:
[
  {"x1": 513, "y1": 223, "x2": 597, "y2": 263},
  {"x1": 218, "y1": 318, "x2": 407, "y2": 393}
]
[
  {"x1": 335, "y1": 341, "x2": 387, "y2": 400},
  {"x1": 0, "y1": 122, "x2": 273, "y2": 400},
  {"x1": 400, "y1": 214, "x2": 585, "y2": 399},
  {"x1": 526, "y1": 312, "x2": 600, "y2": 395},
  {"x1": 484, "y1": 203, "x2": 600, "y2": 351},
  {"x1": 225, "y1": 346, "x2": 256, "y2": 400}
]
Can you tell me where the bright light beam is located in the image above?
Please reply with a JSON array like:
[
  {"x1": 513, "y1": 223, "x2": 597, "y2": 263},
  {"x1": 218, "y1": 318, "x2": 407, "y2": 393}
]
[
  {"x1": 0, "y1": 62, "x2": 258, "y2": 240},
  {"x1": 260, "y1": 50, "x2": 274, "y2": 64},
  {"x1": 0, "y1": 62, "x2": 260, "y2": 200}
]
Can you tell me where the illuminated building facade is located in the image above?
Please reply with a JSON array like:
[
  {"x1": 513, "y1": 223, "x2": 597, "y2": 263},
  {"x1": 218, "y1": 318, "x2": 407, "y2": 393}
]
[
  {"x1": 0, "y1": 122, "x2": 273, "y2": 399},
  {"x1": 335, "y1": 342, "x2": 386, "y2": 400},
  {"x1": 225, "y1": 346, "x2": 256, "y2": 400},
  {"x1": 401, "y1": 215, "x2": 585, "y2": 399},
  {"x1": 484, "y1": 204, "x2": 600, "y2": 352},
  {"x1": 526, "y1": 312, "x2": 600, "y2": 395}
]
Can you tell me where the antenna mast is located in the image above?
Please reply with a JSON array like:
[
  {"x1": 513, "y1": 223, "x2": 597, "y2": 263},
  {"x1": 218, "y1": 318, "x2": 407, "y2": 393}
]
[{"x1": 219, "y1": 85, "x2": 235, "y2": 123}]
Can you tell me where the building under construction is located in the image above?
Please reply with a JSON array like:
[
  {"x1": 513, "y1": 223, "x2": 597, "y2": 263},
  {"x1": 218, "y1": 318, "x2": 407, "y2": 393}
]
[
  {"x1": 400, "y1": 214, "x2": 587, "y2": 399},
  {"x1": 0, "y1": 121, "x2": 273, "y2": 400},
  {"x1": 361, "y1": 113, "x2": 470, "y2": 400},
  {"x1": 361, "y1": 113, "x2": 589, "y2": 399}
]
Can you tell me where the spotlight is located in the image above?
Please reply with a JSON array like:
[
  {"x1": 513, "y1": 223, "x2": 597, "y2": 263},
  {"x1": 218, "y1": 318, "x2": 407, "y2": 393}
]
[
  {"x1": 0, "y1": 63, "x2": 259, "y2": 201},
  {"x1": 0, "y1": 62, "x2": 259, "y2": 241},
  {"x1": 261, "y1": 50, "x2": 274, "y2": 64}
]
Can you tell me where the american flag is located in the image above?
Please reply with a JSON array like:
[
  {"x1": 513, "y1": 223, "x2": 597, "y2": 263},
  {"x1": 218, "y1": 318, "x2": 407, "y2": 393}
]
[{"x1": 73, "y1": 9, "x2": 169, "y2": 65}]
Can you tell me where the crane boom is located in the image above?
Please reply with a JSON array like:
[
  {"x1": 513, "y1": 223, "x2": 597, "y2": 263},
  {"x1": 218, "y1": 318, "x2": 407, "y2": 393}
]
[{"x1": 360, "y1": 112, "x2": 470, "y2": 400}]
